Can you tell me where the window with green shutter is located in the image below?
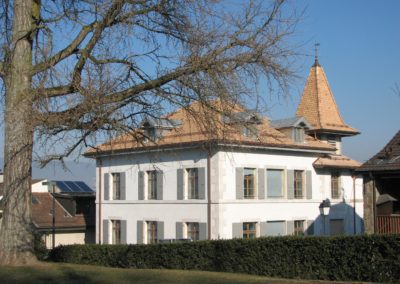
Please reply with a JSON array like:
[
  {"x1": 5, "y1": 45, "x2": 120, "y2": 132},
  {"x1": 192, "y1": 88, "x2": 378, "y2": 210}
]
[
  {"x1": 294, "y1": 170, "x2": 304, "y2": 199},
  {"x1": 331, "y1": 173, "x2": 341, "y2": 199},
  {"x1": 147, "y1": 170, "x2": 157, "y2": 200},
  {"x1": 243, "y1": 222, "x2": 257, "y2": 239},
  {"x1": 243, "y1": 168, "x2": 256, "y2": 199}
]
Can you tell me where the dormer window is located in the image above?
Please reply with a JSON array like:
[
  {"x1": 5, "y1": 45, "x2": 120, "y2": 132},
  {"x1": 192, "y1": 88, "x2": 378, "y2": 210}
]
[
  {"x1": 243, "y1": 124, "x2": 258, "y2": 139},
  {"x1": 144, "y1": 126, "x2": 157, "y2": 141},
  {"x1": 293, "y1": 126, "x2": 305, "y2": 143},
  {"x1": 271, "y1": 117, "x2": 310, "y2": 144},
  {"x1": 140, "y1": 117, "x2": 181, "y2": 143}
]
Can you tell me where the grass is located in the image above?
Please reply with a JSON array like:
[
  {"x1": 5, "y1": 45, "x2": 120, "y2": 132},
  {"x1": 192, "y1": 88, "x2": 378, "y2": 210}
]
[{"x1": 0, "y1": 263, "x2": 368, "y2": 284}]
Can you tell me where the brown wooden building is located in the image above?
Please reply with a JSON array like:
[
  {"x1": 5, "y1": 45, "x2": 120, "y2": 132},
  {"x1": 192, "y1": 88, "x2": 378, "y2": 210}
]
[{"x1": 358, "y1": 131, "x2": 400, "y2": 234}]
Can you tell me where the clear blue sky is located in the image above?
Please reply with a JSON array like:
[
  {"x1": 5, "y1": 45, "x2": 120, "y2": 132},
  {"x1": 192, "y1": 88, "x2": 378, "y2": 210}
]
[
  {"x1": 268, "y1": 0, "x2": 400, "y2": 162},
  {"x1": 1, "y1": 0, "x2": 399, "y2": 183}
]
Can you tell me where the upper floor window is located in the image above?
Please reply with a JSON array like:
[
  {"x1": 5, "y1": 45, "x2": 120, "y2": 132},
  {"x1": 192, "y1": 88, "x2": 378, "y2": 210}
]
[
  {"x1": 147, "y1": 170, "x2": 158, "y2": 200},
  {"x1": 327, "y1": 135, "x2": 337, "y2": 148},
  {"x1": 294, "y1": 170, "x2": 304, "y2": 199},
  {"x1": 187, "y1": 168, "x2": 199, "y2": 199},
  {"x1": 243, "y1": 168, "x2": 256, "y2": 199},
  {"x1": 111, "y1": 220, "x2": 121, "y2": 244},
  {"x1": 138, "y1": 171, "x2": 163, "y2": 200},
  {"x1": 267, "y1": 169, "x2": 284, "y2": 198},
  {"x1": 293, "y1": 127, "x2": 305, "y2": 143},
  {"x1": 243, "y1": 222, "x2": 257, "y2": 239},
  {"x1": 186, "y1": 222, "x2": 199, "y2": 241},
  {"x1": 112, "y1": 173, "x2": 121, "y2": 200},
  {"x1": 331, "y1": 173, "x2": 341, "y2": 199},
  {"x1": 177, "y1": 168, "x2": 205, "y2": 200}
]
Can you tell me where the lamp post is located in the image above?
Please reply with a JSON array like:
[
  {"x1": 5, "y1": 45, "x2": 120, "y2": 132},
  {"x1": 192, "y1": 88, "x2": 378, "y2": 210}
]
[
  {"x1": 43, "y1": 181, "x2": 56, "y2": 249},
  {"x1": 319, "y1": 199, "x2": 331, "y2": 236}
]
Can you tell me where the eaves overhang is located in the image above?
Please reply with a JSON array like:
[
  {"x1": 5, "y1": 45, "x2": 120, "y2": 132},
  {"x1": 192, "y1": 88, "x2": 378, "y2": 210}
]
[{"x1": 85, "y1": 139, "x2": 335, "y2": 159}]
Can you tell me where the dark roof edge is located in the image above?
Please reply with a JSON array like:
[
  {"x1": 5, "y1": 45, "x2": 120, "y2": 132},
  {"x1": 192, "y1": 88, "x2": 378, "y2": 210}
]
[{"x1": 85, "y1": 139, "x2": 335, "y2": 158}]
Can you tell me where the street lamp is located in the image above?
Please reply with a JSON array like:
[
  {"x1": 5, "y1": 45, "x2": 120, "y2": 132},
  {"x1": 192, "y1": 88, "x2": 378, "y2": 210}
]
[
  {"x1": 43, "y1": 181, "x2": 56, "y2": 249},
  {"x1": 319, "y1": 199, "x2": 331, "y2": 235}
]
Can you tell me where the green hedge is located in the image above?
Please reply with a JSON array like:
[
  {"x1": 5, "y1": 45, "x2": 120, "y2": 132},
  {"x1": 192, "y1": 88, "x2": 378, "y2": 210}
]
[{"x1": 49, "y1": 235, "x2": 400, "y2": 282}]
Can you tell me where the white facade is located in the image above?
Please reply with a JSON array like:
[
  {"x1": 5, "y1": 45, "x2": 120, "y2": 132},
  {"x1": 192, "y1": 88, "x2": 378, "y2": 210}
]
[{"x1": 96, "y1": 146, "x2": 364, "y2": 244}]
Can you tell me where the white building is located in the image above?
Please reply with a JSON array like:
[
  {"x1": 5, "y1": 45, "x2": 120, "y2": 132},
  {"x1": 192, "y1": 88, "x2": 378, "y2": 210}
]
[{"x1": 86, "y1": 58, "x2": 363, "y2": 244}]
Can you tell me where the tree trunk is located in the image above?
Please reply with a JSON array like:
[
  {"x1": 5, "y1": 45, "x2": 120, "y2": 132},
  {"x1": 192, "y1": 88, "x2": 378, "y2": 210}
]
[{"x1": 0, "y1": 0, "x2": 37, "y2": 265}]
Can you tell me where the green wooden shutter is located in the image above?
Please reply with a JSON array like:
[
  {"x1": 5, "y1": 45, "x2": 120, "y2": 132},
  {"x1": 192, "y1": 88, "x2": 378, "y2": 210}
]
[
  {"x1": 306, "y1": 170, "x2": 312, "y2": 199},
  {"x1": 138, "y1": 171, "x2": 144, "y2": 200},
  {"x1": 287, "y1": 220, "x2": 294, "y2": 235},
  {"x1": 198, "y1": 167, "x2": 206, "y2": 200},
  {"x1": 199, "y1": 222, "x2": 208, "y2": 240},
  {"x1": 236, "y1": 168, "x2": 244, "y2": 199},
  {"x1": 104, "y1": 173, "x2": 109, "y2": 200},
  {"x1": 157, "y1": 221, "x2": 164, "y2": 243},
  {"x1": 120, "y1": 172, "x2": 126, "y2": 200},
  {"x1": 120, "y1": 220, "x2": 127, "y2": 244},
  {"x1": 176, "y1": 222, "x2": 184, "y2": 239},
  {"x1": 102, "y1": 219, "x2": 109, "y2": 244},
  {"x1": 156, "y1": 171, "x2": 163, "y2": 200},
  {"x1": 137, "y1": 221, "x2": 144, "y2": 244},
  {"x1": 177, "y1": 169, "x2": 184, "y2": 200},
  {"x1": 232, "y1": 222, "x2": 243, "y2": 238},
  {"x1": 258, "y1": 168, "x2": 265, "y2": 199},
  {"x1": 287, "y1": 170, "x2": 294, "y2": 199},
  {"x1": 260, "y1": 222, "x2": 268, "y2": 237}
]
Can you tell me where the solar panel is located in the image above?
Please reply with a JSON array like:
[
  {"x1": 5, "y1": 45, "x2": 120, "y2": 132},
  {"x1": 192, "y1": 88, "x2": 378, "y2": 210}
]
[
  {"x1": 55, "y1": 181, "x2": 72, "y2": 192},
  {"x1": 55, "y1": 180, "x2": 93, "y2": 193}
]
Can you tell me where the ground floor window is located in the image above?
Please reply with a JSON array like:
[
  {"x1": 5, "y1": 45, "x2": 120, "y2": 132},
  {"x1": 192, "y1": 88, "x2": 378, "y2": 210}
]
[
  {"x1": 147, "y1": 221, "x2": 158, "y2": 244},
  {"x1": 294, "y1": 220, "x2": 305, "y2": 236},
  {"x1": 111, "y1": 220, "x2": 121, "y2": 244},
  {"x1": 266, "y1": 221, "x2": 286, "y2": 236},
  {"x1": 186, "y1": 222, "x2": 199, "y2": 241},
  {"x1": 243, "y1": 222, "x2": 257, "y2": 239}
]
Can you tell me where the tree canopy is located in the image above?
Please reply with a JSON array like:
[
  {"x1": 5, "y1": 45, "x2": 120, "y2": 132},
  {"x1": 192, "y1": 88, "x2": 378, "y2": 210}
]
[{"x1": 0, "y1": 0, "x2": 299, "y2": 265}]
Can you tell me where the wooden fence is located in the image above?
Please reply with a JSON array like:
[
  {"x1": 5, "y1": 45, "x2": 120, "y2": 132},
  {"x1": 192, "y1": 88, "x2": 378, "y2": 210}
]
[{"x1": 376, "y1": 215, "x2": 400, "y2": 234}]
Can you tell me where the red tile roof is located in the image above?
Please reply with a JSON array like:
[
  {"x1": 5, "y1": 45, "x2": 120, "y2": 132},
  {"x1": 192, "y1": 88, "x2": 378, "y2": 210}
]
[
  {"x1": 31, "y1": 192, "x2": 88, "y2": 229},
  {"x1": 313, "y1": 154, "x2": 361, "y2": 170},
  {"x1": 85, "y1": 100, "x2": 335, "y2": 156},
  {"x1": 296, "y1": 62, "x2": 358, "y2": 136}
]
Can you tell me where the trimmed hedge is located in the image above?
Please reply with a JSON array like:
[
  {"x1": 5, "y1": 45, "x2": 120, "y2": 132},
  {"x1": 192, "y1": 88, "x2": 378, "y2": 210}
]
[{"x1": 49, "y1": 235, "x2": 400, "y2": 282}]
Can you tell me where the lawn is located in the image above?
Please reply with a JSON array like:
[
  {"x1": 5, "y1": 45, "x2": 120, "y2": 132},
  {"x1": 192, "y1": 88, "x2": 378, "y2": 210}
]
[{"x1": 0, "y1": 263, "x2": 367, "y2": 284}]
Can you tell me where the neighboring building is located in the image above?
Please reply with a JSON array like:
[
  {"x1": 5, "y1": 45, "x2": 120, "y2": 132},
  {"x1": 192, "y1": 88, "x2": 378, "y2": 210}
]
[
  {"x1": 358, "y1": 131, "x2": 400, "y2": 234},
  {"x1": 86, "y1": 57, "x2": 363, "y2": 244},
  {"x1": 31, "y1": 180, "x2": 96, "y2": 248},
  {"x1": 0, "y1": 178, "x2": 95, "y2": 248}
]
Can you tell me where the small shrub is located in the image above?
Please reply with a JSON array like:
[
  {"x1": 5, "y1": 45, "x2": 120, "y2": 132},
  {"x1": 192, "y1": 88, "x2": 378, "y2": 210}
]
[{"x1": 33, "y1": 233, "x2": 49, "y2": 261}]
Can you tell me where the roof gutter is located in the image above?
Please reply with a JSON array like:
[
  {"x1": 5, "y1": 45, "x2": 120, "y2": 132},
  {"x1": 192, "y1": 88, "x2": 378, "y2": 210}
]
[{"x1": 87, "y1": 141, "x2": 334, "y2": 159}]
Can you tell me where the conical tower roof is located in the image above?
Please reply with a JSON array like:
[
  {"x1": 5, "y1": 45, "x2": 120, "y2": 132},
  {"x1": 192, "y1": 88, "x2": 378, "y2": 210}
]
[{"x1": 296, "y1": 59, "x2": 359, "y2": 136}]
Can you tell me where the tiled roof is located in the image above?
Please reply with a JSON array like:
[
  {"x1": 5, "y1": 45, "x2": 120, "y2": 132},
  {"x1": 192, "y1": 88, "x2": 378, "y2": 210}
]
[
  {"x1": 313, "y1": 154, "x2": 361, "y2": 170},
  {"x1": 296, "y1": 62, "x2": 358, "y2": 135},
  {"x1": 358, "y1": 131, "x2": 400, "y2": 172},
  {"x1": 31, "y1": 192, "x2": 89, "y2": 229},
  {"x1": 86, "y1": 100, "x2": 335, "y2": 156}
]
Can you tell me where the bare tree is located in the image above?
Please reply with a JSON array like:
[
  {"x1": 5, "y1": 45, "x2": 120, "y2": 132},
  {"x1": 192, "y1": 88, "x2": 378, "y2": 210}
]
[{"x1": 0, "y1": 0, "x2": 298, "y2": 264}]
